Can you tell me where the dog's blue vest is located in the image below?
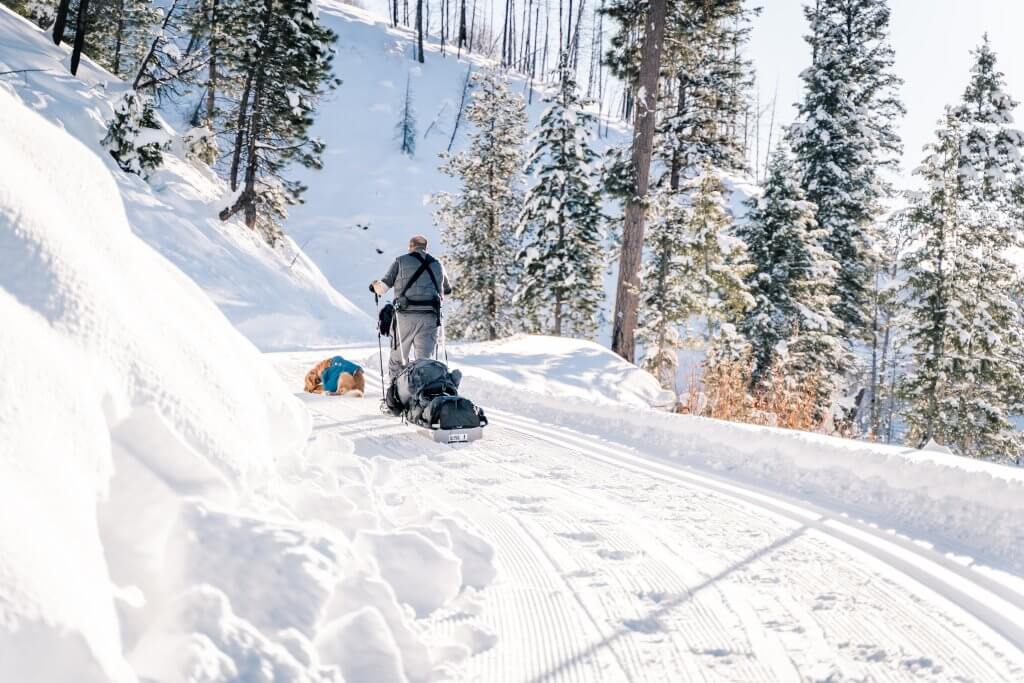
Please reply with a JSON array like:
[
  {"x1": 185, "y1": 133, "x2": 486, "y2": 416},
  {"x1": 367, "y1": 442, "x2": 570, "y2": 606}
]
[{"x1": 322, "y1": 356, "x2": 362, "y2": 392}]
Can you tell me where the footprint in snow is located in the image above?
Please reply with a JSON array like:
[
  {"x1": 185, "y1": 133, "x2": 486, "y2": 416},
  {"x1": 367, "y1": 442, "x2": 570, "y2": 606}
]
[
  {"x1": 466, "y1": 477, "x2": 500, "y2": 486},
  {"x1": 597, "y1": 548, "x2": 639, "y2": 561},
  {"x1": 622, "y1": 616, "x2": 664, "y2": 635},
  {"x1": 563, "y1": 569, "x2": 597, "y2": 579},
  {"x1": 556, "y1": 531, "x2": 600, "y2": 544},
  {"x1": 439, "y1": 461, "x2": 471, "y2": 470},
  {"x1": 507, "y1": 495, "x2": 547, "y2": 505}
]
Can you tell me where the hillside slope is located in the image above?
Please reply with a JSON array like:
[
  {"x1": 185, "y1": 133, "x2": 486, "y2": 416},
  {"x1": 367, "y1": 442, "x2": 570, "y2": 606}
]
[
  {"x1": 0, "y1": 6, "x2": 371, "y2": 351},
  {"x1": 288, "y1": 3, "x2": 628, "y2": 322},
  {"x1": 288, "y1": 2, "x2": 760, "y2": 344},
  {"x1": 1, "y1": 81, "x2": 501, "y2": 682}
]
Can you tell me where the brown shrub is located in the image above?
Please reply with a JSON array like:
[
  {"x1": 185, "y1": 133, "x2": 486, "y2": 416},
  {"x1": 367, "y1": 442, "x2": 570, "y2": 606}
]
[{"x1": 678, "y1": 357, "x2": 830, "y2": 434}]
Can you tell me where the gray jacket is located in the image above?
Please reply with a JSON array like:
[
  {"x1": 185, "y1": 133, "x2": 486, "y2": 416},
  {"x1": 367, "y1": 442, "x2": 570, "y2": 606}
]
[{"x1": 382, "y1": 249, "x2": 452, "y2": 312}]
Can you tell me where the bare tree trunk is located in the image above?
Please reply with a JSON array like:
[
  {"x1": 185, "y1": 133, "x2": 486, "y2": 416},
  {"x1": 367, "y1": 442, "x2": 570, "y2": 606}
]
[
  {"x1": 70, "y1": 0, "x2": 92, "y2": 75},
  {"x1": 416, "y1": 0, "x2": 425, "y2": 62},
  {"x1": 448, "y1": 65, "x2": 472, "y2": 152},
  {"x1": 569, "y1": 0, "x2": 585, "y2": 68},
  {"x1": 53, "y1": 0, "x2": 72, "y2": 44},
  {"x1": 458, "y1": 0, "x2": 468, "y2": 53},
  {"x1": 111, "y1": 0, "x2": 125, "y2": 75},
  {"x1": 206, "y1": 0, "x2": 219, "y2": 124},
  {"x1": 228, "y1": 74, "x2": 252, "y2": 190},
  {"x1": 610, "y1": 0, "x2": 667, "y2": 362}
]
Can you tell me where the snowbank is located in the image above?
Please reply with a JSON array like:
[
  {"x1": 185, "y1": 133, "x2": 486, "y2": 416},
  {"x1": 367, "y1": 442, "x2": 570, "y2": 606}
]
[
  {"x1": 1, "y1": 84, "x2": 496, "y2": 681},
  {"x1": 0, "y1": 6, "x2": 370, "y2": 351},
  {"x1": 459, "y1": 343, "x2": 1024, "y2": 573},
  {"x1": 455, "y1": 335, "x2": 675, "y2": 408}
]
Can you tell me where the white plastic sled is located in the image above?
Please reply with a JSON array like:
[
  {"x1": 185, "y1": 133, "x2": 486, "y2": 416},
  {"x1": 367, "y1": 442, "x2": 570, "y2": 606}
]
[{"x1": 420, "y1": 426, "x2": 484, "y2": 444}]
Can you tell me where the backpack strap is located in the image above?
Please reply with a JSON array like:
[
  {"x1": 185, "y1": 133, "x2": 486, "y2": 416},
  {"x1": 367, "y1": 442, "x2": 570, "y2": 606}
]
[{"x1": 401, "y1": 252, "x2": 441, "y2": 298}]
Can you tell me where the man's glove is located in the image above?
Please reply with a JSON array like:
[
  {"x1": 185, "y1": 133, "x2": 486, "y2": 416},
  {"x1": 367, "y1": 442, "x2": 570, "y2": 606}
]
[
  {"x1": 368, "y1": 283, "x2": 376, "y2": 293},
  {"x1": 370, "y1": 280, "x2": 389, "y2": 296}
]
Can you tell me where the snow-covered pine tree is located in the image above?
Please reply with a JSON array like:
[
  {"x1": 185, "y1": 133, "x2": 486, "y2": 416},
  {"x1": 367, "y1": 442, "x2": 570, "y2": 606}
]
[
  {"x1": 863, "y1": 207, "x2": 914, "y2": 439},
  {"x1": 684, "y1": 164, "x2": 752, "y2": 345},
  {"x1": 515, "y1": 56, "x2": 605, "y2": 338},
  {"x1": 3, "y1": 0, "x2": 56, "y2": 28},
  {"x1": 954, "y1": 35, "x2": 1024, "y2": 227},
  {"x1": 395, "y1": 75, "x2": 417, "y2": 157},
  {"x1": 129, "y1": 0, "x2": 208, "y2": 93},
  {"x1": 182, "y1": 124, "x2": 218, "y2": 166},
  {"x1": 636, "y1": 189, "x2": 693, "y2": 389},
  {"x1": 944, "y1": 38, "x2": 1024, "y2": 460},
  {"x1": 218, "y1": 0, "x2": 337, "y2": 241},
  {"x1": 737, "y1": 145, "x2": 844, "y2": 409},
  {"x1": 790, "y1": 0, "x2": 904, "y2": 337},
  {"x1": 41, "y1": 0, "x2": 162, "y2": 78},
  {"x1": 656, "y1": 0, "x2": 756, "y2": 187},
  {"x1": 638, "y1": 163, "x2": 751, "y2": 387},
  {"x1": 902, "y1": 104, "x2": 1024, "y2": 462},
  {"x1": 434, "y1": 69, "x2": 527, "y2": 341},
  {"x1": 101, "y1": 89, "x2": 169, "y2": 176},
  {"x1": 902, "y1": 111, "x2": 973, "y2": 453}
]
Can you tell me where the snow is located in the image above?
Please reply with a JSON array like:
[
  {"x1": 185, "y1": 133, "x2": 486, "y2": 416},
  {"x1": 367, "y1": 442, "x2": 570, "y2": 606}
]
[
  {"x1": 287, "y1": 3, "x2": 633, "y2": 332},
  {"x1": 5, "y1": 2, "x2": 1024, "y2": 680},
  {"x1": 0, "y1": 76, "x2": 498, "y2": 682},
  {"x1": 0, "y1": 6, "x2": 370, "y2": 351},
  {"x1": 454, "y1": 335, "x2": 675, "y2": 408},
  {"x1": 268, "y1": 346, "x2": 1024, "y2": 680}
]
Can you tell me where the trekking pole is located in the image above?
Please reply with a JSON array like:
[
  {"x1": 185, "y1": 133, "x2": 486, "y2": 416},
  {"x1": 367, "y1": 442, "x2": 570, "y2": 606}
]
[{"x1": 374, "y1": 293, "x2": 386, "y2": 402}]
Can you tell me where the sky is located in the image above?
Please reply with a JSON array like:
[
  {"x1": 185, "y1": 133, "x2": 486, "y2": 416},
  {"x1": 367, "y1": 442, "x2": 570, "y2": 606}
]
[{"x1": 746, "y1": 0, "x2": 1024, "y2": 187}]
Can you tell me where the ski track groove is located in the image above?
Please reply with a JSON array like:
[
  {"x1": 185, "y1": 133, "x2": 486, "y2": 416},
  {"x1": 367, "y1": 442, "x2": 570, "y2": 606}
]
[
  {"x1": 492, "y1": 409, "x2": 1024, "y2": 681},
  {"x1": 324, "y1": 371, "x2": 1024, "y2": 681},
  {"x1": 468, "y1": 432, "x2": 753, "y2": 681}
]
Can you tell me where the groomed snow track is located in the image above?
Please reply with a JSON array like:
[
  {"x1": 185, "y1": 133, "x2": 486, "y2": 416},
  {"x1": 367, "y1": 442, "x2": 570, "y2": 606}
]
[{"x1": 289, "y1": 360, "x2": 1024, "y2": 683}]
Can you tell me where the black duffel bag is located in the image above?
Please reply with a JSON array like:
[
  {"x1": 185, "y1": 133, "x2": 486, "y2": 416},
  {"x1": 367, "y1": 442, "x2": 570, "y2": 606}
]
[{"x1": 423, "y1": 395, "x2": 486, "y2": 430}]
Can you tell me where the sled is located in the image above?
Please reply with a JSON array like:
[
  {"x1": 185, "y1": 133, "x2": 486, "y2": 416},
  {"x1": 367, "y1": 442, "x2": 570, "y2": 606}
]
[{"x1": 420, "y1": 426, "x2": 484, "y2": 444}]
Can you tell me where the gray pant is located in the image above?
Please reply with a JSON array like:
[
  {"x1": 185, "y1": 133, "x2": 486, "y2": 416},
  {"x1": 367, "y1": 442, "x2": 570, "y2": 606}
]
[{"x1": 390, "y1": 311, "x2": 439, "y2": 378}]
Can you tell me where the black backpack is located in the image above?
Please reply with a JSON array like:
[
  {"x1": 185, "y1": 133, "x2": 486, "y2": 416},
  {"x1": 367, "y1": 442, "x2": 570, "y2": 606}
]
[
  {"x1": 386, "y1": 359, "x2": 487, "y2": 429},
  {"x1": 378, "y1": 252, "x2": 441, "y2": 337}
]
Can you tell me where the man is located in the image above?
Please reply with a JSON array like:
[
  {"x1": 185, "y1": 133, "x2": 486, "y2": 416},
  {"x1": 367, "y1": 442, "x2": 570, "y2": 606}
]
[{"x1": 371, "y1": 235, "x2": 452, "y2": 379}]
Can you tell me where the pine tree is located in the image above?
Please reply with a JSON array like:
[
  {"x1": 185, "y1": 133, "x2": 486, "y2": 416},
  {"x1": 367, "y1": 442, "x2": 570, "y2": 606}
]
[
  {"x1": 639, "y1": 164, "x2": 752, "y2": 388},
  {"x1": 737, "y1": 145, "x2": 844, "y2": 407},
  {"x1": 101, "y1": 89, "x2": 169, "y2": 176},
  {"x1": 515, "y1": 57, "x2": 606, "y2": 338},
  {"x1": 395, "y1": 75, "x2": 417, "y2": 157},
  {"x1": 434, "y1": 70, "x2": 527, "y2": 341},
  {"x1": 656, "y1": 0, "x2": 756, "y2": 187},
  {"x1": 863, "y1": 207, "x2": 914, "y2": 439},
  {"x1": 790, "y1": 0, "x2": 904, "y2": 336},
  {"x1": 953, "y1": 35, "x2": 1024, "y2": 228},
  {"x1": 683, "y1": 164, "x2": 752, "y2": 345},
  {"x1": 636, "y1": 188, "x2": 692, "y2": 389},
  {"x1": 218, "y1": 0, "x2": 337, "y2": 241},
  {"x1": 902, "y1": 105, "x2": 1024, "y2": 462}
]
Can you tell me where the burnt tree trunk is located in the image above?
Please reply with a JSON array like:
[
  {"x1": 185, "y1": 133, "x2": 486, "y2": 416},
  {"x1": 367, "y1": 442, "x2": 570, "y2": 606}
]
[
  {"x1": 53, "y1": 0, "x2": 71, "y2": 44},
  {"x1": 70, "y1": 0, "x2": 92, "y2": 75},
  {"x1": 610, "y1": 0, "x2": 667, "y2": 362},
  {"x1": 415, "y1": 0, "x2": 425, "y2": 62}
]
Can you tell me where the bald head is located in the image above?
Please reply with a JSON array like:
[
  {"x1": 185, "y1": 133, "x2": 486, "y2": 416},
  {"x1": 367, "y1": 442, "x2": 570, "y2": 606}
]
[{"x1": 408, "y1": 234, "x2": 428, "y2": 252}]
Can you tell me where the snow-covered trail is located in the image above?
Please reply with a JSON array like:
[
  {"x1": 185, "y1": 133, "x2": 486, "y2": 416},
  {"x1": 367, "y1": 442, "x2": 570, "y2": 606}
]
[{"x1": 272, "y1": 353, "x2": 1024, "y2": 682}]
